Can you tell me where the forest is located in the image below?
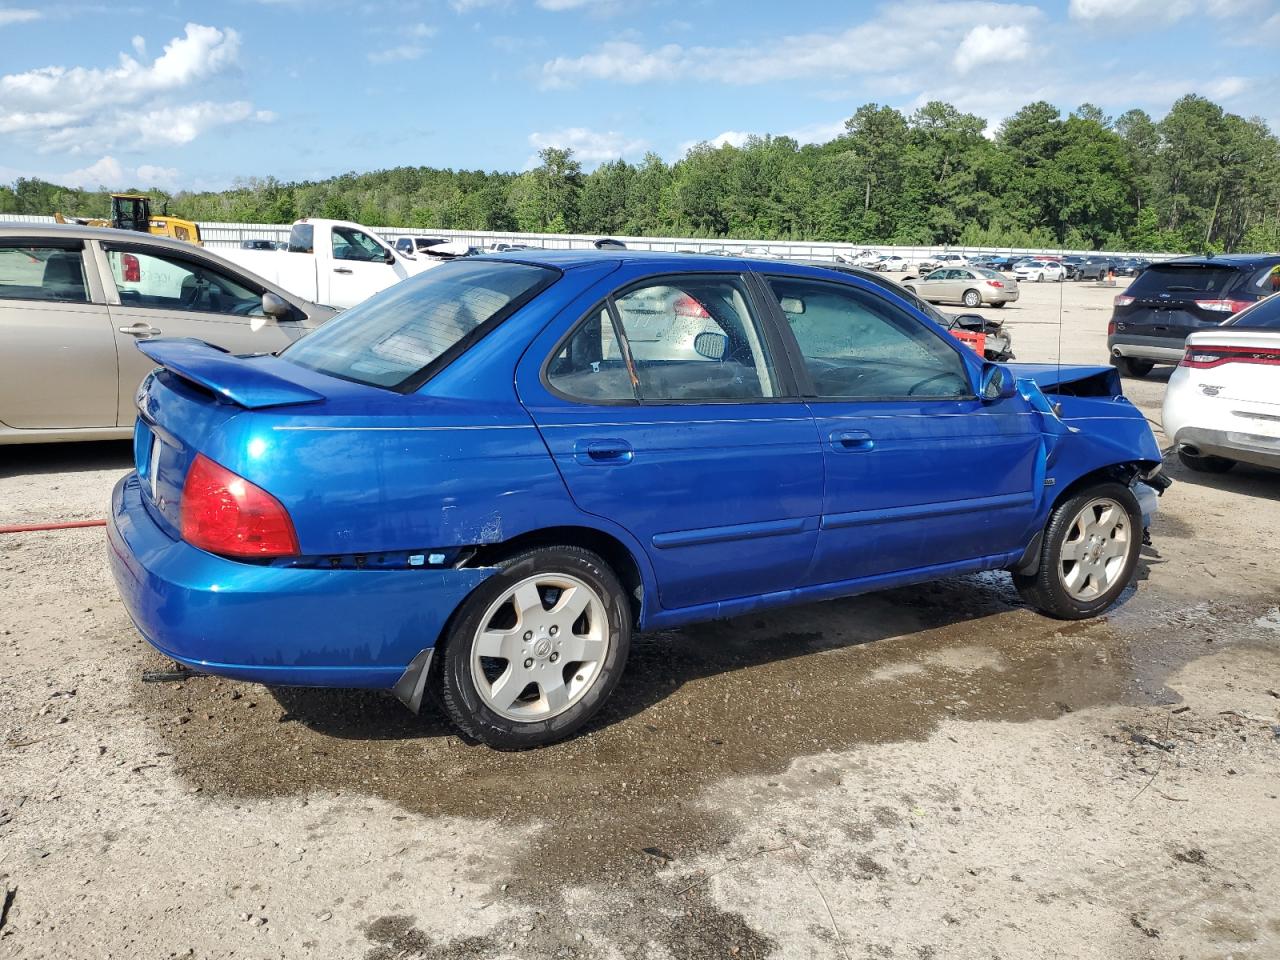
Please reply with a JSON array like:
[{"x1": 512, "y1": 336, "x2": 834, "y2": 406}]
[{"x1": 4, "y1": 94, "x2": 1278, "y2": 253}]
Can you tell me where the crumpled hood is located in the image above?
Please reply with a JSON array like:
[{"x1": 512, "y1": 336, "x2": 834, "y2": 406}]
[{"x1": 1004, "y1": 362, "x2": 1118, "y2": 393}]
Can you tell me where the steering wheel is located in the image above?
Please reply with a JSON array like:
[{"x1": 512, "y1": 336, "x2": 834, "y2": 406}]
[{"x1": 906, "y1": 372, "x2": 959, "y2": 396}]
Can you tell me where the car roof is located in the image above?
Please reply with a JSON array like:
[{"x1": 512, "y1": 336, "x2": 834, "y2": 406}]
[
  {"x1": 489, "y1": 248, "x2": 810, "y2": 272},
  {"x1": 0, "y1": 220, "x2": 201, "y2": 256},
  {"x1": 1156, "y1": 254, "x2": 1280, "y2": 268}
]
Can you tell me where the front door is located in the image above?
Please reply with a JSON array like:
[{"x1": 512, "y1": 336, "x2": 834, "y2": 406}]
[
  {"x1": 95, "y1": 242, "x2": 304, "y2": 425},
  {"x1": 327, "y1": 225, "x2": 394, "y2": 309},
  {"x1": 519, "y1": 272, "x2": 823, "y2": 612},
  {"x1": 760, "y1": 274, "x2": 1041, "y2": 586},
  {"x1": 0, "y1": 239, "x2": 117, "y2": 430}
]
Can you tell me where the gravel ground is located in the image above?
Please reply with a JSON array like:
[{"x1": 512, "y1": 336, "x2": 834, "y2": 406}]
[{"x1": 1, "y1": 277, "x2": 1278, "y2": 960}]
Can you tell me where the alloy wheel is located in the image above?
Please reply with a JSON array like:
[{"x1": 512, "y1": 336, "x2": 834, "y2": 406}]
[
  {"x1": 469, "y1": 573, "x2": 609, "y2": 722},
  {"x1": 1057, "y1": 497, "x2": 1132, "y2": 601}
]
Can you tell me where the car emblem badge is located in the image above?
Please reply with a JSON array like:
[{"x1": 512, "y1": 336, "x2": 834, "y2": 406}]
[{"x1": 1201, "y1": 384, "x2": 1222, "y2": 396}]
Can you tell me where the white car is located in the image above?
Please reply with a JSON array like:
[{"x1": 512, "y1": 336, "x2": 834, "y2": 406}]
[
  {"x1": 876, "y1": 254, "x2": 911, "y2": 272},
  {"x1": 1013, "y1": 260, "x2": 1066, "y2": 282},
  {"x1": 1162, "y1": 297, "x2": 1280, "y2": 474}
]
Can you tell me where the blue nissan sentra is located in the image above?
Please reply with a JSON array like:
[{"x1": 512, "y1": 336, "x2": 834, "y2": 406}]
[{"x1": 108, "y1": 251, "x2": 1169, "y2": 748}]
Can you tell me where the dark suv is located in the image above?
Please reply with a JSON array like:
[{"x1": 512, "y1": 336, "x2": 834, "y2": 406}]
[{"x1": 1107, "y1": 254, "x2": 1280, "y2": 376}]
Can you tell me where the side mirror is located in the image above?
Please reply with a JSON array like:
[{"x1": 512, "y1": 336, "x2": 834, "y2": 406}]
[
  {"x1": 382, "y1": 248, "x2": 397, "y2": 264},
  {"x1": 980, "y1": 363, "x2": 1017, "y2": 401},
  {"x1": 261, "y1": 291, "x2": 292, "y2": 320},
  {"x1": 693, "y1": 331, "x2": 728, "y2": 361}
]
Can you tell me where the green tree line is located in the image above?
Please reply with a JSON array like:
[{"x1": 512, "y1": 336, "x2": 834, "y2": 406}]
[{"x1": 3, "y1": 94, "x2": 1278, "y2": 253}]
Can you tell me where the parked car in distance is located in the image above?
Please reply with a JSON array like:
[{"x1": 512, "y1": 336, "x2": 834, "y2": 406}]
[
  {"x1": 799, "y1": 260, "x2": 1014, "y2": 362},
  {"x1": 107, "y1": 250, "x2": 1167, "y2": 748},
  {"x1": 1162, "y1": 293, "x2": 1280, "y2": 473},
  {"x1": 0, "y1": 223, "x2": 335, "y2": 444},
  {"x1": 1114, "y1": 257, "x2": 1149, "y2": 277},
  {"x1": 240, "y1": 239, "x2": 278, "y2": 251},
  {"x1": 1107, "y1": 255, "x2": 1280, "y2": 377},
  {"x1": 594, "y1": 238, "x2": 628, "y2": 250},
  {"x1": 1014, "y1": 260, "x2": 1066, "y2": 283},
  {"x1": 919, "y1": 252, "x2": 968, "y2": 272},
  {"x1": 1075, "y1": 257, "x2": 1115, "y2": 281},
  {"x1": 875, "y1": 254, "x2": 911, "y2": 272},
  {"x1": 221, "y1": 218, "x2": 431, "y2": 310},
  {"x1": 904, "y1": 267, "x2": 1019, "y2": 309},
  {"x1": 396, "y1": 237, "x2": 448, "y2": 257}
]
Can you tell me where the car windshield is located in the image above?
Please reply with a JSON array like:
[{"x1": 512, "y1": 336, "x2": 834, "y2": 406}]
[
  {"x1": 1226, "y1": 292, "x2": 1280, "y2": 328},
  {"x1": 282, "y1": 259, "x2": 557, "y2": 389},
  {"x1": 975, "y1": 268, "x2": 1005, "y2": 280}
]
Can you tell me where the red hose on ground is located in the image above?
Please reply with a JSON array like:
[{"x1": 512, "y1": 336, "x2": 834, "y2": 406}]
[{"x1": 0, "y1": 519, "x2": 107, "y2": 534}]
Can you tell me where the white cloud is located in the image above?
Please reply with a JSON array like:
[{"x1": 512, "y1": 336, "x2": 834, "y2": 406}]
[
  {"x1": 0, "y1": 8, "x2": 40, "y2": 26},
  {"x1": 0, "y1": 23, "x2": 264, "y2": 155},
  {"x1": 527, "y1": 127, "x2": 649, "y2": 166},
  {"x1": 368, "y1": 44, "x2": 426, "y2": 63},
  {"x1": 1069, "y1": 0, "x2": 1194, "y2": 21},
  {"x1": 539, "y1": 1, "x2": 1043, "y2": 88},
  {"x1": 0, "y1": 154, "x2": 181, "y2": 190},
  {"x1": 954, "y1": 24, "x2": 1031, "y2": 74},
  {"x1": 1204, "y1": 75, "x2": 1248, "y2": 99}
]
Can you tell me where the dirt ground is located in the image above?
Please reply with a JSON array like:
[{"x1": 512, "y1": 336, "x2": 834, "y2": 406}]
[{"x1": 1, "y1": 277, "x2": 1278, "y2": 960}]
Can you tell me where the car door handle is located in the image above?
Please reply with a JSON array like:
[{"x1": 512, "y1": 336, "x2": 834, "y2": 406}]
[
  {"x1": 829, "y1": 430, "x2": 875, "y2": 452},
  {"x1": 118, "y1": 323, "x2": 161, "y2": 338},
  {"x1": 573, "y1": 439, "x2": 633, "y2": 465},
  {"x1": 333, "y1": 267, "x2": 353, "y2": 274}
]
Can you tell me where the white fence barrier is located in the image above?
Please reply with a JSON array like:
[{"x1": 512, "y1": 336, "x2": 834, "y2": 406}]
[{"x1": 4, "y1": 213, "x2": 1171, "y2": 261}]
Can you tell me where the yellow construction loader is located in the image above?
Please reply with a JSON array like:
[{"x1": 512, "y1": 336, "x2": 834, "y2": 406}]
[{"x1": 54, "y1": 193, "x2": 202, "y2": 244}]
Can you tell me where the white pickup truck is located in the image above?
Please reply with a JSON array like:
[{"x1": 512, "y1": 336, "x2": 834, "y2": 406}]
[{"x1": 220, "y1": 218, "x2": 433, "y2": 310}]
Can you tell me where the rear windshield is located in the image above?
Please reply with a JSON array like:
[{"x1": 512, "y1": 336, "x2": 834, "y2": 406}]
[
  {"x1": 1226, "y1": 293, "x2": 1280, "y2": 329},
  {"x1": 283, "y1": 259, "x2": 557, "y2": 390},
  {"x1": 1128, "y1": 263, "x2": 1245, "y2": 296}
]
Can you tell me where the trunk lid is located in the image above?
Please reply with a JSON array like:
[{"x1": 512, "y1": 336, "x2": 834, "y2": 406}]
[{"x1": 1182, "y1": 329, "x2": 1280, "y2": 408}]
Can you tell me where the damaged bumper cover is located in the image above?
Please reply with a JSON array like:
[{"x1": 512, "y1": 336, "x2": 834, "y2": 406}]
[{"x1": 107, "y1": 473, "x2": 494, "y2": 690}]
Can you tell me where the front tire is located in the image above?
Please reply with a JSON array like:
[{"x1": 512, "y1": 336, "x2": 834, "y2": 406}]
[
  {"x1": 1177, "y1": 449, "x2": 1235, "y2": 474},
  {"x1": 436, "y1": 546, "x2": 631, "y2": 749},
  {"x1": 1014, "y1": 482, "x2": 1143, "y2": 620},
  {"x1": 1037, "y1": 272, "x2": 1045, "y2": 282},
  {"x1": 962, "y1": 289, "x2": 982, "y2": 308}
]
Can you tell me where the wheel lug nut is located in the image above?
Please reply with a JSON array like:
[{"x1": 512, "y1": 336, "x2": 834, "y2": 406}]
[
  {"x1": 523, "y1": 658, "x2": 533, "y2": 669},
  {"x1": 550, "y1": 652, "x2": 559, "y2": 663},
  {"x1": 523, "y1": 631, "x2": 533, "y2": 641},
  {"x1": 550, "y1": 625, "x2": 559, "y2": 636}
]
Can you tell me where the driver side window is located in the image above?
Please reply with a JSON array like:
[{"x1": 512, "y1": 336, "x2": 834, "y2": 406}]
[
  {"x1": 766, "y1": 278, "x2": 971, "y2": 400},
  {"x1": 331, "y1": 227, "x2": 386, "y2": 262}
]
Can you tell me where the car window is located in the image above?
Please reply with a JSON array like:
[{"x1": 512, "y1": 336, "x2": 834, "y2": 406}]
[
  {"x1": 546, "y1": 307, "x2": 635, "y2": 402},
  {"x1": 608, "y1": 276, "x2": 779, "y2": 402},
  {"x1": 925, "y1": 270, "x2": 947, "y2": 281},
  {"x1": 975, "y1": 268, "x2": 1004, "y2": 280},
  {"x1": 766, "y1": 277, "x2": 971, "y2": 400},
  {"x1": 104, "y1": 247, "x2": 263, "y2": 316},
  {"x1": 287, "y1": 223, "x2": 314, "y2": 254},
  {"x1": 1128, "y1": 263, "x2": 1242, "y2": 296},
  {"x1": 284, "y1": 259, "x2": 555, "y2": 390},
  {"x1": 1247, "y1": 264, "x2": 1280, "y2": 294},
  {"x1": 0, "y1": 244, "x2": 89, "y2": 303},
  {"x1": 1226, "y1": 292, "x2": 1280, "y2": 328},
  {"x1": 331, "y1": 227, "x2": 386, "y2": 263}
]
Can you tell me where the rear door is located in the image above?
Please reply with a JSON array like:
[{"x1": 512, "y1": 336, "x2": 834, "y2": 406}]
[
  {"x1": 94, "y1": 241, "x2": 305, "y2": 426},
  {"x1": 0, "y1": 238, "x2": 117, "y2": 430},
  {"x1": 760, "y1": 273, "x2": 1041, "y2": 584},
  {"x1": 519, "y1": 270, "x2": 823, "y2": 612}
]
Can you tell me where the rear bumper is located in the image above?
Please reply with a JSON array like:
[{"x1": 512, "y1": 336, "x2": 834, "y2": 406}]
[
  {"x1": 1108, "y1": 334, "x2": 1185, "y2": 363},
  {"x1": 107, "y1": 473, "x2": 494, "y2": 689},
  {"x1": 1171, "y1": 426, "x2": 1280, "y2": 471}
]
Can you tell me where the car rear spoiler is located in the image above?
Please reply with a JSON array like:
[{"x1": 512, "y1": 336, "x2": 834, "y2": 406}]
[{"x1": 137, "y1": 338, "x2": 325, "y2": 409}]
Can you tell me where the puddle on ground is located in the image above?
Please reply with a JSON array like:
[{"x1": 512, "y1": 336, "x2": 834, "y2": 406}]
[{"x1": 134, "y1": 566, "x2": 1272, "y2": 897}]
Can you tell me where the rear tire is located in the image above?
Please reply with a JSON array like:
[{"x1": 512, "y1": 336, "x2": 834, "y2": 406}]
[
  {"x1": 435, "y1": 545, "x2": 631, "y2": 749},
  {"x1": 1177, "y1": 449, "x2": 1235, "y2": 474},
  {"x1": 962, "y1": 289, "x2": 982, "y2": 308},
  {"x1": 1111, "y1": 356, "x2": 1154, "y2": 378},
  {"x1": 1014, "y1": 482, "x2": 1143, "y2": 620}
]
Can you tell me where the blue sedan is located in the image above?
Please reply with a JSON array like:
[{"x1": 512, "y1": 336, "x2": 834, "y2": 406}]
[{"x1": 108, "y1": 251, "x2": 1168, "y2": 748}]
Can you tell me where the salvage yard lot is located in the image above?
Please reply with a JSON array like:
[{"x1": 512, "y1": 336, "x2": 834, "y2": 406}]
[{"x1": 1, "y1": 276, "x2": 1278, "y2": 959}]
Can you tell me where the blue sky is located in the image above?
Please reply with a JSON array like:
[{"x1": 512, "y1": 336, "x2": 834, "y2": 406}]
[{"x1": 1, "y1": 0, "x2": 1277, "y2": 192}]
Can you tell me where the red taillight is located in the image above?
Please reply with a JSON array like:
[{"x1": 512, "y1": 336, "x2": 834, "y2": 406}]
[
  {"x1": 122, "y1": 253, "x2": 140, "y2": 283},
  {"x1": 1180, "y1": 344, "x2": 1280, "y2": 369},
  {"x1": 1193, "y1": 298, "x2": 1252, "y2": 314},
  {"x1": 1107, "y1": 320, "x2": 1116, "y2": 336},
  {"x1": 1114, "y1": 295, "x2": 1134, "y2": 307},
  {"x1": 673, "y1": 294, "x2": 710, "y2": 318},
  {"x1": 986, "y1": 280, "x2": 1004, "y2": 288},
  {"x1": 181, "y1": 454, "x2": 299, "y2": 558}
]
